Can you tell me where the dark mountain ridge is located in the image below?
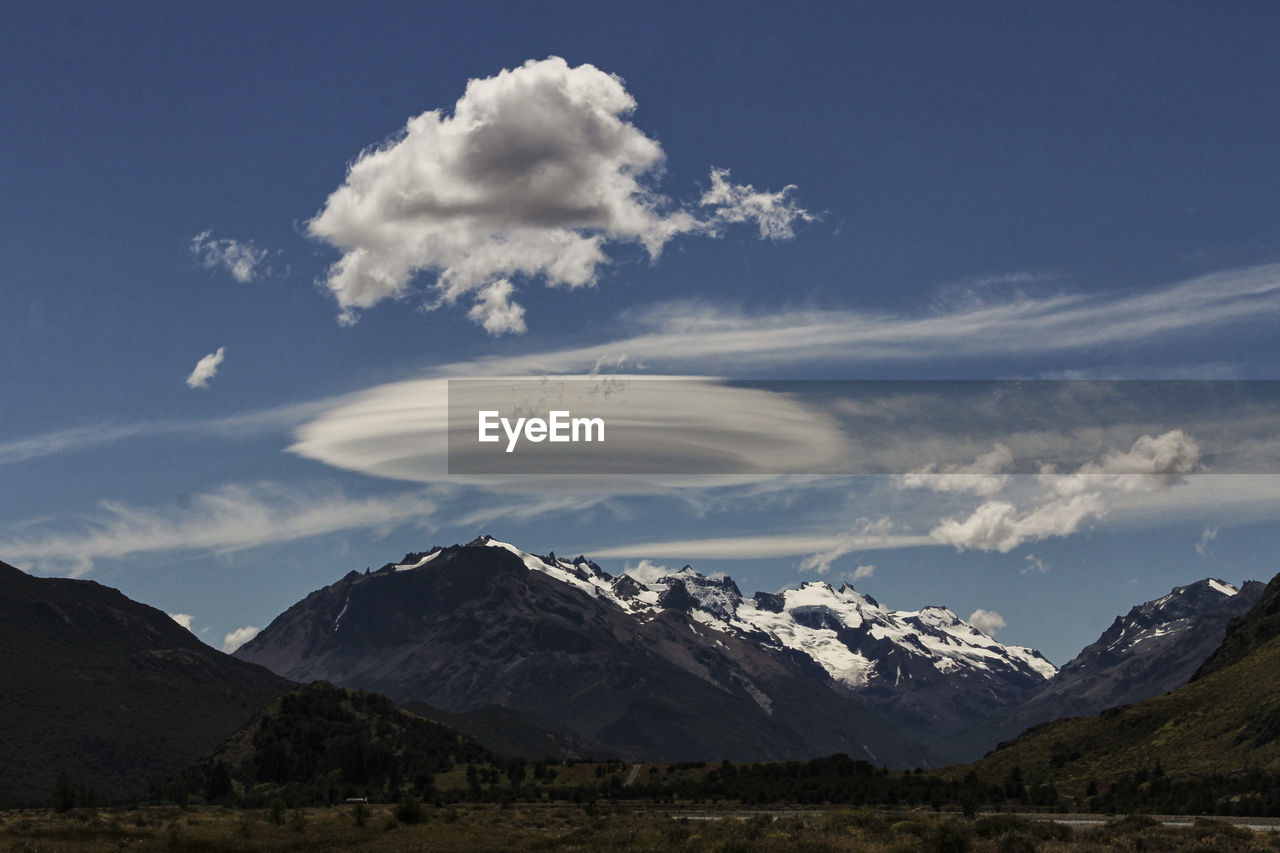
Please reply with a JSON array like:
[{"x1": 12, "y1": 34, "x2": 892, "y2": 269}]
[{"x1": 0, "y1": 559, "x2": 293, "y2": 804}]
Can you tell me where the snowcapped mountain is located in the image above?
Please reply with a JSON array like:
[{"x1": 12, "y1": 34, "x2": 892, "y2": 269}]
[
  {"x1": 937, "y1": 576, "x2": 1266, "y2": 763},
  {"x1": 237, "y1": 536, "x2": 1055, "y2": 759},
  {"x1": 236, "y1": 536, "x2": 933, "y2": 765}
]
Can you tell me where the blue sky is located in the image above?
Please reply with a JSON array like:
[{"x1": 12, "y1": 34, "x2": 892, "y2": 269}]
[{"x1": 3, "y1": 1, "x2": 1280, "y2": 664}]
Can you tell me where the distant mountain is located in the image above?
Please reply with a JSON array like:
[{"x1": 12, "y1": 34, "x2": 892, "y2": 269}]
[
  {"x1": 236, "y1": 536, "x2": 1054, "y2": 764},
  {"x1": 975, "y1": 571, "x2": 1280, "y2": 786},
  {"x1": 236, "y1": 537, "x2": 936, "y2": 766},
  {"x1": 0, "y1": 559, "x2": 292, "y2": 805},
  {"x1": 938, "y1": 578, "x2": 1264, "y2": 763},
  {"x1": 157, "y1": 681, "x2": 498, "y2": 805}
]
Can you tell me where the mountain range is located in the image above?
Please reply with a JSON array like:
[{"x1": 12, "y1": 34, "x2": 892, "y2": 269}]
[
  {"x1": 234, "y1": 535, "x2": 1257, "y2": 766},
  {"x1": 2, "y1": 535, "x2": 1264, "y2": 805}
]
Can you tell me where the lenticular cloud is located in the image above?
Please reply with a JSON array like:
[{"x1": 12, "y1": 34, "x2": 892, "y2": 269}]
[{"x1": 307, "y1": 57, "x2": 811, "y2": 334}]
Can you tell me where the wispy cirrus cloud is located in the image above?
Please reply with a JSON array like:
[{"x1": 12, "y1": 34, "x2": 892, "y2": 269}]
[
  {"x1": 191, "y1": 231, "x2": 270, "y2": 283},
  {"x1": 0, "y1": 401, "x2": 328, "y2": 467},
  {"x1": 1022, "y1": 554, "x2": 1051, "y2": 575},
  {"x1": 307, "y1": 56, "x2": 811, "y2": 333},
  {"x1": 563, "y1": 263, "x2": 1280, "y2": 373},
  {"x1": 585, "y1": 531, "x2": 932, "y2": 561},
  {"x1": 300, "y1": 262, "x2": 1278, "y2": 379},
  {"x1": 0, "y1": 482, "x2": 440, "y2": 576},
  {"x1": 1195, "y1": 525, "x2": 1219, "y2": 556},
  {"x1": 9, "y1": 264, "x2": 1280, "y2": 475},
  {"x1": 798, "y1": 517, "x2": 895, "y2": 575}
]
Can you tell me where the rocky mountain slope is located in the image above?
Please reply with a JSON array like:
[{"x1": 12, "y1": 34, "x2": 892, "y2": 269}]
[{"x1": 0, "y1": 559, "x2": 293, "y2": 804}]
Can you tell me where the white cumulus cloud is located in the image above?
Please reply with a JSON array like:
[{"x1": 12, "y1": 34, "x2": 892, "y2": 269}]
[
  {"x1": 968, "y1": 608, "x2": 1007, "y2": 636},
  {"x1": 191, "y1": 231, "x2": 269, "y2": 283},
  {"x1": 222, "y1": 626, "x2": 259, "y2": 653},
  {"x1": 168, "y1": 612, "x2": 194, "y2": 632},
  {"x1": 186, "y1": 346, "x2": 226, "y2": 389},
  {"x1": 306, "y1": 56, "x2": 810, "y2": 333},
  {"x1": 466, "y1": 279, "x2": 527, "y2": 335}
]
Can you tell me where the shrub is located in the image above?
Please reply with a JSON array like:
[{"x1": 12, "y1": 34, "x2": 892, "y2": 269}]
[{"x1": 394, "y1": 794, "x2": 425, "y2": 824}]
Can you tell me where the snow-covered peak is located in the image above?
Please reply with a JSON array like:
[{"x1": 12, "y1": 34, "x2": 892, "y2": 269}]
[{"x1": 1207, "y1": 578, "x2": 1239, "y2": 597}]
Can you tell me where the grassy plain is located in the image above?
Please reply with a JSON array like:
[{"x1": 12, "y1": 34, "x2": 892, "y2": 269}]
[{"x1": 3, "y1": 805, "x2": 1280, "y2": 852}]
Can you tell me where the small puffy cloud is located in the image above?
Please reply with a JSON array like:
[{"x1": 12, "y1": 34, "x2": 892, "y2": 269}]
[
  {"x1": 222, "y1": 625, "x2": 259, "y2": 653},
  {"x1": 1195, "y1": 525, "x2": 1219, "y2": 556},
  {"x1": 850, "y1": 564, "x2": 875, "y2": 581},
  {"x1": 466, "y1": 279, "x2": 526, "y2": 335},
  {"x1": 307, "y1": 56, "x2": 810, "y2": 333},
  {"x1": 168, "y1": 612, "x2": 194, "y2": 632},
  {"x1": 968, "y1": 608, "x2": 1007, "y2": 636},
  {"x1": 623, "y1": 559, "x2": 671, "y2": 585},
  {"x1": 900, "y1": 443, "x2": 1014, "y2": 496},
  {"x1": 191, "y1": 231, "x2": 269, "y2": 283},
  {"x1": 931, "y1": 431, "x2": 1200, "y2": 552},
  {"x1": 186, "y1": 346, "x2": 226, "y2": 389}
]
